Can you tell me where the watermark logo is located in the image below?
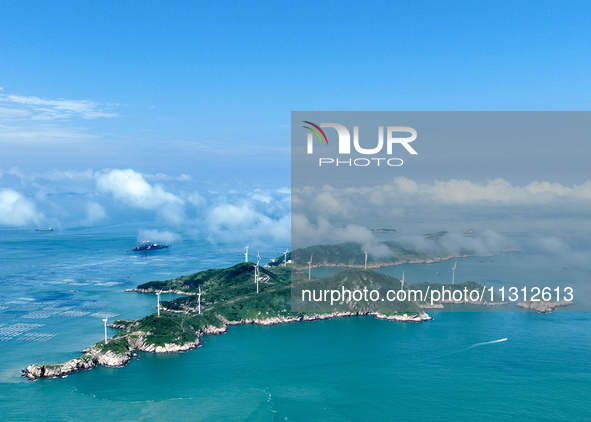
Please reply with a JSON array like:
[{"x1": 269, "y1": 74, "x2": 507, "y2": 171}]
[
  {"x1": 302, "y1": 121, "x2": 329, "y2": 153},
  {"x1": 303, "y1": 122, "x2": 418, "y2": 167}
]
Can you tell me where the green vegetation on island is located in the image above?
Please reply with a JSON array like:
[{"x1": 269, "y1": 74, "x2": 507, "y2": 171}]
[
  {"x1": 267, "y1": 252, "x2": 291, "y2": 267},
  {"x1": 23, "y1": 241, "x2": 496, "y2": 381},
  {"x1": 289, "y1": 240, "x2": 475, "y2": 269}
]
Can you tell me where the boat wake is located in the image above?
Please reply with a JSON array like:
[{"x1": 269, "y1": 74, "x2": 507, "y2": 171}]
[
  {"x1": 465, "y1": 338, "x2": 508, "y2": 351},
  {"x1": 419, "y1": 337, "x2": 509, "y2": 361}
]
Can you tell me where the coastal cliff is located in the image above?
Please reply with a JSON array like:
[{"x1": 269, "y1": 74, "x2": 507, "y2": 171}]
[{"x1": 23, "y1": 342, "x2": 132, "y2": 380}]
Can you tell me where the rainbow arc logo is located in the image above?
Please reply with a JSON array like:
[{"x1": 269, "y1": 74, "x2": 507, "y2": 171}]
[{"x1": 302, "y1": 121, "x2": 328, "y2": 145}]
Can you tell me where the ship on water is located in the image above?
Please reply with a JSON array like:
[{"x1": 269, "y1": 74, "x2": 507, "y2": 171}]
[
  {"x1": 35, "y1": 228, "x2": 53, "y2": 232},
  {"x1": 132, "y1": 241, "x2": 171, "y2": 252}
]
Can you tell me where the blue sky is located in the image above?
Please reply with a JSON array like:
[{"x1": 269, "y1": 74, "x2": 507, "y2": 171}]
[{"x1": 1, "y1": 1, "x2": 590, "y2": 241}]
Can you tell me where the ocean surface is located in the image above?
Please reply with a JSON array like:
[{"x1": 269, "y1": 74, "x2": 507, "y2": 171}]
[{"x1": 1, "y1": 225, "x2": 590, "y2": 421}]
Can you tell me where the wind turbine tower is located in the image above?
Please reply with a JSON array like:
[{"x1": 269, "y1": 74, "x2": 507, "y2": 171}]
[
  {"x1": 103, "y1": 316, "x2": 108, "y2": 344},
  {"x1": 308, "y1": 253, "x2": 313, "y2": 280},
  {"x1": 156, "y1": 290, "x2": 162, "y2": 316},
  {"x1": 452, "y1": 260, "x2": 457, "y2": 285},
  {"x1": 401, "y1": 271, "x2": 405, "y2": 290},
  {"x1": 364, "y1": 252, "x2": 368, "y2": 270},
  {"x1": 284, "y1": 248, "x2": 289, "y2": 267},
  {"x1": 254, "y1": 255, "x2": 261, "y2": 294},
  {"x1": 197, "y1": 285, "x2": 202, "y2": 314},
  {"x1": 245, "y1": 244, "x2": 249, "y2": 263}
]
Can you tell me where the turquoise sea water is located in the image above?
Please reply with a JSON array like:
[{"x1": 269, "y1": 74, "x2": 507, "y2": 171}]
[{"x1": 1, "y1": 226, "x2": 590, "y2": 421}]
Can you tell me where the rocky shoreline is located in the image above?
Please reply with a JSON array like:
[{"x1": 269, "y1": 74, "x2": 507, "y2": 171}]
[
  {"x1": 124, "y1": 288, "x2": 196, "y2": 295},
  {"x1": 217, "y1": 309, "x2": 433, "y2": 326},
  {"x1": 419, "y1": 299, "x2": 508, "y2": 309},
  {"x1": 22, "y1": 343, "x2": 133, "y2": 381},
  {"x1": 22, "y1": 310, "x2": 430, "y2": 380}
]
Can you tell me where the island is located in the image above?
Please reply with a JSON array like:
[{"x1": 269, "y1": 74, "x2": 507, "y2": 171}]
[
  {"x1": 284, "y1": 240, "x2": 478, "y2": 270},
  {"x1": 517, "y1": 299, "x2": 574, "y2": 313},
  {"x1": 371, "y1": 228, "x2": 399, "y2": 233},
  {"x1": 22, "y1": 242, "x2": 501, "y2": 381}
]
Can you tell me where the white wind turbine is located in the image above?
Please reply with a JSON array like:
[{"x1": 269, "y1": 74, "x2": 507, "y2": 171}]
[
  {"x1": 284, "y1": 248, "x2": 289, "y2": 267},
  {"x1": 401, "y1": 271, "x2": 405, "y2": 290},
  {"x1": 452, "y1": 260, "x2": 457, "y2": 285},
  {"x1": 256, "y1": 251, "x2": 270, "y2": 284},
  {"x1": 364, "y1": 251, "x2": 368, "y2": 270},
  {"x1": 103, "y1": 316, "x2": 109, "y2": 344},
  {"x1": 156, "y1": 290, "x2": 162, "y2": 316},
  {"x1": 254, "y1": 253, "x2": 262, "y2": 293},
  {"x1": 197, "y1": 285, "x2": 202, "y2": 314},
  {"x1": 308, "y1": 253, "x2": 313, "y2": 280},
  {"x1": 245, "y1": 244, "x2": 249, "y2": 263}
]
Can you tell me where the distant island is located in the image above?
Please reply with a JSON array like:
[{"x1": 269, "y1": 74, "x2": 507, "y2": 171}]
[
  {"x1": 371, "y1": 228, "x2": 399, "y2": 233},
  {"x1": 423, "y1": 231, "x2": 448, "y2": 240},
  {"x1": 284, "y1": 240, "x2": 477, "y2": 270},
  {"x1": 517, "y1": 299, "x2": 574, "y2": 313}
]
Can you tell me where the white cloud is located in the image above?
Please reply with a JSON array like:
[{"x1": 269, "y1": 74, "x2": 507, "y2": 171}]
[
  {"x1": 0, "y1": 167, "x2": 26, "y2": 179},
  {"x1": 95, "y1": 169, "x2": 184, "y2": 209},
  {"x1": 250, "y1": 192, "x2": 273, "y2": 204},
  {"x1": 157, "y1": 204, "x2": 187, "y2": 226},
  {"x1": 0, "y1": 107, "x2": 31, "y2": 119},
  {"x1": 0, "y1": 91, "x2": 117, "y2": 146},
  {"x1": 0, "y1": 93, "x2": 117, "y2": 121},
  {"x1": 144, "y1": 173, "x2": 193, "y2": 182},
  {"x1": 293, "y1": 177, "x2": 591, "y2": 221},
  {"x1": 84, "y1": 202, "x2": 106, "y2": 224},
  {"x1": 0, "y1": 168, "x2": 94, "y2": 185},
  {"x1": 292, "y1": 213, "x2": 391, "y2": 256},
  {"x1": 0, "y1": 168, "x2": 293, "y2": 236},
  {"x1": 0, "y1": 189, "x2": 42, "y2": 226},
  {"x1": 536, "y1": 236, "x2": 570, "y2": 254},
  {"x1": 435, "y1": 230, "x2": 511, "y2": 256},
  {"x1": 137, "y1": 229, "x2": 181, "y2": 244},
  {"x1": 0, "y1": 123, "x2": 98, "y2": 143},
  {"x1": 208, "y1": 203, "x2": 257, "y2": 228},
  {"x1": 46, "y1": 169, "x2": 94, "y2": 181},
  {"x1": 314, "y1": 188, "x2": 354, "y2": 219},
  {"x1": 407, "y1": 177, "x2": 591, "y2": 205},
  {"x1": 187, "y1": 191, "x2": 206, "y2": 207},
  {"x1": 206, "y1": 201, "x2": 290, "y2": 244},
  {"x1": 293, "y1": 214, "x2": 514, "y2": 257}
]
